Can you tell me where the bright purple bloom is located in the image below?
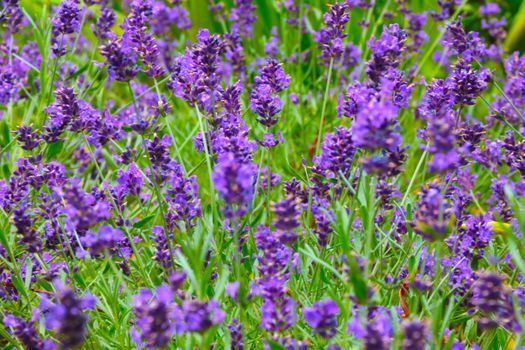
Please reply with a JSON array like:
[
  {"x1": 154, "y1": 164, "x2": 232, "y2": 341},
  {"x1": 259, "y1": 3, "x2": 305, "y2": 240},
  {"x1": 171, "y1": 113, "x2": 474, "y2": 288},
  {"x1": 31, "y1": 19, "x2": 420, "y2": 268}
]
[
  {"x1": 100, "y1": 36, "x2": 139, "y2": 81},
  {"x1": 366, "y1": 24, "x2": 407, "y2": 83},
  {"x1": 93, "y1": 7, "x2": 115, "y2": 40},
  {"x1": 212, "y1": 152, "x2": 257, "y2": 217},
  {"x1": 402, "y1": 320, "x2": 427, "y2": 350},
  {"x1": 179, "y1": 299, "x2": 225, "y2": 333},
  {"x1": 230, "y1": 0, "x2": 257, "y2": 38},
  {"x1": 313, "y1": 2, "x2": 350, "y2": 64},
  {"x1": 302, "y1": 299, "x2": 340, "y2": 339},
  {"x1": 131, "y1": 285, "x2": 176, "y2": 348},
  {"x1": 80, "y1": 225, "x2": 124, "y2": 257},
  {"x1": 52, "y1": 0, "x2": 81, "y2": 35},
  {"x1": 40, "y1": 280, "x2": 96, "y2": 350},
  {"x1": 4, "y1": 310, "x2": 53, "y2": 350}
]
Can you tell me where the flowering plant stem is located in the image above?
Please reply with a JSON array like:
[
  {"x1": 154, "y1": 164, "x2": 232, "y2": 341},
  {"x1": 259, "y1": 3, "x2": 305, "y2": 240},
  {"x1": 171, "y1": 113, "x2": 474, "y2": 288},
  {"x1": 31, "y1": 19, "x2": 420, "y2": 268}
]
[{"x1": 315, "y1": 57, "x2": 334, "y2": 156}]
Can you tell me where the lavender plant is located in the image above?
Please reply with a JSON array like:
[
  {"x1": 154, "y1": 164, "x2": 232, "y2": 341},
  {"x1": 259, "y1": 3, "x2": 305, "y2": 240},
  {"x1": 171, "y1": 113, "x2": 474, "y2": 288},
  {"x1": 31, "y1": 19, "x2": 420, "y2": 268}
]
[{"x1": 1, "y1": 0, "x2": 525, "y2": 349}]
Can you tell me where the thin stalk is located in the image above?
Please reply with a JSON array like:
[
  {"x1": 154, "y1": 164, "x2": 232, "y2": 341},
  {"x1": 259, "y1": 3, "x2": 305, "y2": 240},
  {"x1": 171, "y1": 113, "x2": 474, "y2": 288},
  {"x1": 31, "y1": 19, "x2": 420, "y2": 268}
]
[
  {"x1": 195, "y1": 105, "x2": 216, "y2": 206},
  {"x1": 315, "y1": 58, "x2": 334, "y2": 156}
]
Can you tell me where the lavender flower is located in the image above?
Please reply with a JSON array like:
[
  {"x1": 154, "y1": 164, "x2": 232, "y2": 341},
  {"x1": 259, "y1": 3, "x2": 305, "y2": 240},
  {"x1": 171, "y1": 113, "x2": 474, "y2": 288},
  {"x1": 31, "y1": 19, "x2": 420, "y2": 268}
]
[
  {"x1": 178, "y1": 299, "x2": 225, "y2": 333},
  {"x1": 302, "y1": 299, "x2": 340, "y2": 339},
  {"x1": 402, "y1": 320, "x2": 427, "y2": 350},
  {"x1": 313, "y1": 2, "x2": 350, "y2": 64},
  {"x1": 0, "y1": 0, "x2": 24, "y2": 33},
  {"x1": 447, "y1": 60, "x2": 490, "y2": 106},
  {"x1": 352, "y1": 101, "x2": 401, "y2": 153},
  {"x1": 314, "y1": 126, "x2": 355, "y2": 177},
  {"x1": 250, "y1": 59, "x2": 289, "y2": 127},
  {"x1": 412, "y1": 182, "x2": 451, "y2": 241},
  {"x1": 100, "y1": 36, "x2": 139, "y2": 81},
  {"x1": 212, "y1": 152, "x2": 257, "y2": 217},
  {"x1": 93, "y1": 7, "x2": 115, "y2": 40},
  {"x1": 230, "y1": 0, "x2": 257, "y2": 38},
  {"x1": 166, "y1": 162, "x2": 202, "y2": 230},
  {"x1": 80, "y1": 225, "x2": 124, "y2": 257},
  {"x1": 0, "y1": 67, "x2": 20, "y2": 104},
  {"x1": 4, "y1": 310, "x2": 53, "y2": 350},
  {"x1": 228, "y1": 319, "x2": 244, "y2": 350},
  {"x1": 40, "y1": 280, "x2": 96, "y2": 350},
  {"x1": 152, "y1": 226, "x2": 171, "y2": 269},
  {"x1": 366, "y1": 24, "x2": 407, "y2": 83},
  {"x1": 131, "y1": 285, "x2": 176, "y2": 348},
  {"x1": 52, "y1": 0, "x2": 81, "y2": 35},
  {"x1": 16, "y1": 125, "x2": 41, "y2": 151}
]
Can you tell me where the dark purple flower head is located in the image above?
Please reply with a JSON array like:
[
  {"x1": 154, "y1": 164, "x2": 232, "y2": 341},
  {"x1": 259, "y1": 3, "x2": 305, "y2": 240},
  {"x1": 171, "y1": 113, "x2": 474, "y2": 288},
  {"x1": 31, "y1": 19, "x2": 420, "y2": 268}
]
[
  {"x1": 254, "y1": 59, "x2": 290, "y2": 93},
  {"x1": 481, "y1": 17, "x2": 507, "y2": 41},
  {"x1": 261, "y1": 296, "x2": 295, "y2": 332},
  {"x1": 40, "y1": 280, "x2": 96, "y2": 350},
  {"x1": 93, "y1": 7, "x2": 115, "y2": 40},
  {"x1": 169, "y1": 271, "x2": 186, "y2": 291},
  {"x1": 441, "y1": 20, "x2": 488, "y2": 61},
  {"x1": 314, "y1": 126, "x2": 355, "y2": 177},
  {"x1": 80, "y1": 225, "x2": 124, "y2": 257},
  {"x1": 16, "y1": 125, "x2": 41, "y2": 151},
  {"x1": 100, "y1": 36, "x2": 139, "y2": 82},
  {"x1": 431, "y1": 0, "x2": 462, "y2": 21},
  {"x1": 250, "y1": 84, "x2": 283, "y2": 127},
  {"x1": 366, "y1": 24, "x2": 407, "y2": 83},
  {"x1": 168, "y1": 29, "x2": 225, "y2": 108},
  {"x1": 352, "y1": 100, "x2": 401, "y2": 153},
  {"x1": 250, "y1": 59, "x2": 289, "y2": 127},
  {"x1": 13, "y1": 200, "x2": 40, "y2": 253},
  {"x1": 166, "y1": 161, "x2": 202, "y2": 229},
  {"x1": 150, "y1": 1, "x2": 191, "y2": 34},
  {"x1": 273, "y1": 196, "x2": 301, "y2": 243},
  {"x1": 347, "y1": 308, "x2": 393, "y2": 349},
  {"x1": 402, "y1": 320, "x2": 427, "y2": 350},
  {"x1": 313, "y1": 2, "x2": 350, "y2": 63},
  {"x1": 151, "y1": 226, "x2": 171, "y2": 269},
  {"x1": 52, "y1": 0, "x2": 81, "y2": 35},
  {"x1": 230, "y1": 0, "x2": 257, "y2": 38},
  {"x1": 179, "y1": 299, "x2": 225, "y2": 333},
  {"x1": 122, "y1": 1, "x2": 164, "y2": 77},
  {"x1": 212, "y1": 152, "x2": 257, "y2": 217},
  {"x1": 115, "y1": 163, "x2": 143, "y2": 197},
  {"x1": 223, "y1": 30, "x2": 246, "y2": 77},
  {"x1": 131, "y1": 285, "x2": 176, "y2": 348},
  {"x1": 480, "y1": 3, "x2": 500, "y2": 16},
  {"x1": 54, "y1": 178, "x2": 111, "y2": 234},
  {"x1": 0, "y1": 66, "x2": 21, "y2": 104},
  {"x1": 4, "y1": 310, "x2": 53, "y2": 350},
  {"x1": 337, "y1": 82, "x2": 376, "y2": 119},
  {"x1": 412, "y1": 182, "x2": 451, "y2": 241},
  {"x1": 0, "y1": 0, "x2": 24, "y2": 33},
  {"x1": 228, "y1": 319, "x2": 244, "y2": 350},
  {"x1": 303, "y1": 299, "x2": 340, "y2": 339},
  {"x1": 423, "y1": 115, "x2": 460, "y2": 173},
  {"x1": 502, "y1": 131, "x2": 525, "y2": 176},
  {"x1": 447, "y1": 60, "x2": 490, "y2": 106},
  {"x1": 472, "y1": 273, "x2": 505, "y2": 314}
]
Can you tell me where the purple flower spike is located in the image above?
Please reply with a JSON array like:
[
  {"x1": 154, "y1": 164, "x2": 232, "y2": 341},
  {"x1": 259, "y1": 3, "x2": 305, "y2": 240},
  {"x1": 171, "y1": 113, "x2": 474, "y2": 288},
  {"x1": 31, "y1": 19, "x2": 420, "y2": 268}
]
[
  {"x1": 131, "y1": 285, "x2": 176, "y2": 348},
  {"x1": 212, "y1": 152, "x2": 257, "y2": 218},
  {"x1": 302, "y1": 299, "x2": 340, "y2": 339},
  {"x1": 402, "y1": 320, "x2": 427, "y2": 350},
  {"x1": 40, "y1": 280, "x2": 96, "y2": 350},
  {"x1": 230, "y1": 0, "x2": 257, "y2": 38},
  {"x1": 313, "y1": 2, "x2": 350, "y2": 64}
]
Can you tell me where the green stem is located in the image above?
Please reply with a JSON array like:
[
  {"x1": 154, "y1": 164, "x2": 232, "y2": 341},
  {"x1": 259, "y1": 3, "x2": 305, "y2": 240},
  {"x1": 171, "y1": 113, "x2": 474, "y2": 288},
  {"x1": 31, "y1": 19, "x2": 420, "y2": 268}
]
[
  {"x1": 315, "y1": 58, "x2": 334, "y2": 156},
  {"x1": 195, "y1": 105, "x2": 216, "y2": 207}
]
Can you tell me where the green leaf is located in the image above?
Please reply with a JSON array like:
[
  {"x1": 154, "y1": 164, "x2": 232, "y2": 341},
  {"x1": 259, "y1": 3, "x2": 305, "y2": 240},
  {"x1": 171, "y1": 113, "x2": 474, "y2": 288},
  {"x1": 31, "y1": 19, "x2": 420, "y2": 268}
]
[
  {"x1": 132, "y1": 215, "x2": 155, "y2": 229},
  {"x1": 45, "y1": 141, "x2": 64, "y2": 161}
]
